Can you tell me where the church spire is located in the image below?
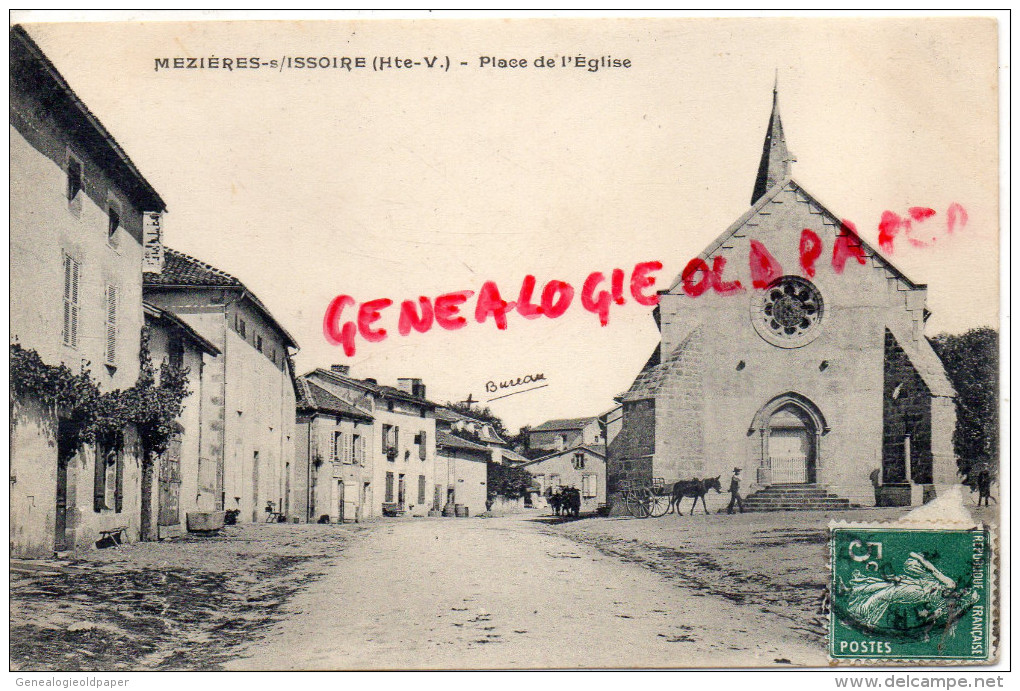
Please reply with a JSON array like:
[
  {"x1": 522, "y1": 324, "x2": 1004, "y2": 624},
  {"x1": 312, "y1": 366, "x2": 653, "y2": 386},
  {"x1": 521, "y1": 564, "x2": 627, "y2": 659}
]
[{"x1": 751, "y1": 79, "x2": 792, "y2": 205}]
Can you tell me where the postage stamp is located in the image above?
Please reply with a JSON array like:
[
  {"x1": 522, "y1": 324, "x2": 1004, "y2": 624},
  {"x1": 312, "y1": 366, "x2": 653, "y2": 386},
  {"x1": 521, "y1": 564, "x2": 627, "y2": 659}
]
[{"x1": 829, "y1": 526, "x2": 992, "y2": 662}]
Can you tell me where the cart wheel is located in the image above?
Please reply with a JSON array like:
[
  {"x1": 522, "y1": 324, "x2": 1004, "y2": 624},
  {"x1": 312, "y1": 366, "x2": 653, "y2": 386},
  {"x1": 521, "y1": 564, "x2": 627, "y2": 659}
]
[
  {"x1": 648, "y1": 491, "x2": 672, "y2": 517},
  {"x1": 627, "y1": 487, "x2": 652, "y2": 518}
]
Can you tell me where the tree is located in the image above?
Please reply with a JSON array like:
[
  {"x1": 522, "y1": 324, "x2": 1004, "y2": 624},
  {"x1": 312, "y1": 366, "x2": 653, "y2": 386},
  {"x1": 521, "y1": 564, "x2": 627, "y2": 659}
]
[
  {"x1": 930, "y1": 328, "x2": 998, "y2": 484},
  {"x1": 487, "y1": 461, "x2": 535, "y2": 500}
]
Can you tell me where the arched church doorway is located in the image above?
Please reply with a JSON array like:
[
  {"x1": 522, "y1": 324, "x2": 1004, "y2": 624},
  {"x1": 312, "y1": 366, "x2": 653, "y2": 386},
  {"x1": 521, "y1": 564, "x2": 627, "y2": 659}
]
[
  {"x1": 751, "y1": 393, "x2": 827, "y2": 486},
  {"x1": 768, "y1": 406, "x2": 816, "y2": 483}
]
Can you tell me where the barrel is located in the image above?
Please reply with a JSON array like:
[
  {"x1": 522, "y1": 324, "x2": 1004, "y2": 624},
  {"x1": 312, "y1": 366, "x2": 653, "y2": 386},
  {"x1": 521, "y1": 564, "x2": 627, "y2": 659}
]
[{"x1": 454, "y1": 504, "x2": 469, "y2": 517}]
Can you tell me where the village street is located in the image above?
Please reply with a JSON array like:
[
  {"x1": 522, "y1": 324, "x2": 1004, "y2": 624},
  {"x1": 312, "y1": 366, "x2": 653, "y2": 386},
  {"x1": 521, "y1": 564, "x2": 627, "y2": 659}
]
[
  {"x1": 14, "y1": 503, "x2": 993, "y2": 671},
  {"x1": 225, "y1": 512, "x2": 832, "y2": 670}
]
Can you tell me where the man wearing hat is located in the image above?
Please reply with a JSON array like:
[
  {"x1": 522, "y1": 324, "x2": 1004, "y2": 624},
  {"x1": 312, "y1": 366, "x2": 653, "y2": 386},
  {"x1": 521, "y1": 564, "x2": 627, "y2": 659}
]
[{"x1": 726, "y1": 467, "x2": 744, "y2": 514}]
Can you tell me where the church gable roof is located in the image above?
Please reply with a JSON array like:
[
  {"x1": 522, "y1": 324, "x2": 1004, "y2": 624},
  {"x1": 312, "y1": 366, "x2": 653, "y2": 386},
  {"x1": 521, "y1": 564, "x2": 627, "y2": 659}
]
[
  {"x1": 621, "y1": 326, "x2": 702, "y2": 401},
  {"x1": 666, "y1": 178, "x2": 922, "y2": 295},
  {"x1": 886, "y1": 325, "x2": 956, "y2": 398}
]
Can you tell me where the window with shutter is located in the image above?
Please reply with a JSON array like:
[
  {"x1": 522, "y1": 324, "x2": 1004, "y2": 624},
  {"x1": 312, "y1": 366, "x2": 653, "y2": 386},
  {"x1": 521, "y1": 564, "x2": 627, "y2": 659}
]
[
  {"x1": 418, "y1": 431, "x2": 427, "y2": 460},
  {"x1": 104, "y1": 285, "x2": 118, "y2": 366},
  {"x1": 332, "y1": 431, "x2": 342, "y2": 462},
  {"x1": 62, "y1": 254, "x2": 80, "y2": 348},
  {"x1": 418, "y1": 475, "x2": 426, "y2": 504}
]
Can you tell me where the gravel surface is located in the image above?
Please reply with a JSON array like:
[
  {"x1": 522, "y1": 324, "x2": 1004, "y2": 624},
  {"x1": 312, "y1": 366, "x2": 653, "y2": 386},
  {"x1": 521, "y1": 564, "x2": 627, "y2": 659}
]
[{"x1": 10, "y1": 523, "x2": 361, "y2": 671}]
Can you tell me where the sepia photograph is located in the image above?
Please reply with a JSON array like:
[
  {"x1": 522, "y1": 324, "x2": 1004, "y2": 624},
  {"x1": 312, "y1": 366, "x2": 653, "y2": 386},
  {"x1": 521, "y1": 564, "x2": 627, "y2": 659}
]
[{"x1": 8, "y1": 11, "x2": 1006, "y2": 677}]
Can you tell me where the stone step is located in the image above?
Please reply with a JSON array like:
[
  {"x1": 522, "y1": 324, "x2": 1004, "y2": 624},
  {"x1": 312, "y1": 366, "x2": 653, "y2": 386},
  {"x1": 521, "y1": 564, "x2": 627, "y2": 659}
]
[
  {"x1": 744, "y1": 504, "x2": 854, "y2": 512},
  {"x1": 745, "y1": 499, "x2": 850, "y2": 507},
  {"x1": 743, "y1": 483, "x2": 852, "y2": 512}
]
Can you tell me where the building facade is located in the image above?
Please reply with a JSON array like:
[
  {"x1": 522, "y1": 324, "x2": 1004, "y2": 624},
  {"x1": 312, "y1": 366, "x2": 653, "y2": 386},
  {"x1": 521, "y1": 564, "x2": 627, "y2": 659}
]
[
  {"x1": 434, "y1": 430, "x2": 490, "y2": 516},
  {"x1": 303, "y1": 367, "x2": 436, "y2": 518},
  {"x1": 143, "y1": 303, "x2": 220, "y2": 538},
  {"x1": 10, "y1": 26, "x2": 167, "y2": 556},
  {"x1": 294, "y1": 376, "x2": 374, "y2": 523},
  {"x1": 608, "y1": 90, "x2": 957, "y2": 510},
  {"x1": 143, "y1": 248, "x2": 298, "y2": 523},
  {"x1": 524, "y1": 445, "x2": 607, "y2": 514},
  {"x1": 528, "y1": 417, "x2": 603, "y2": 453}
]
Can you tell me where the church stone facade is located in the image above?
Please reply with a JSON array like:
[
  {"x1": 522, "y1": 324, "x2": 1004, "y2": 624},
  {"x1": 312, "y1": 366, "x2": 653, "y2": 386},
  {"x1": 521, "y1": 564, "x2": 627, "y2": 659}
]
[{"x1": 608, "y1": 91, "x2": 957, "y2": 510}]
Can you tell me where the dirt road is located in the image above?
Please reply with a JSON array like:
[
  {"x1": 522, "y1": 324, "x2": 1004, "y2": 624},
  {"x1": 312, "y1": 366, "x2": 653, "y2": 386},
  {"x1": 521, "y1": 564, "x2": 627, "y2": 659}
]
[{"x1": 227, "y1": 514, "x2": 826, "y2": 669}]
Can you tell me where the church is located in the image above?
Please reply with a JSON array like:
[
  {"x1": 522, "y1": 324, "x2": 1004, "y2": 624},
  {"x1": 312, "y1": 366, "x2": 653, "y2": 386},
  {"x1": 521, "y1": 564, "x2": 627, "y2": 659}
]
[{"x1": 607, "y1": 89, "x2": 958, "y2": 510}]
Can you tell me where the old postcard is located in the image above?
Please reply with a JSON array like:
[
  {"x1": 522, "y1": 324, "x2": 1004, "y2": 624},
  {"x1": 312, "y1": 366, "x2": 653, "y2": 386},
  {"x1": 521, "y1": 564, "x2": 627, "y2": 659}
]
[{"x1": 8, "y1": 13, "x2": 1004, "y2": 674}]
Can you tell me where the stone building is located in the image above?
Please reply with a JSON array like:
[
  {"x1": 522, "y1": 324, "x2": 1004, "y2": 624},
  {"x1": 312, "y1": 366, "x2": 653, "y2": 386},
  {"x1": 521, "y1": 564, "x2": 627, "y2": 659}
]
[
  {"x1": 608, "y1": 89, "x2": 957, "y2": 510},
  {"x1": 294, "y1": 376, "x2": 374, "y2": 523},
  {"x1": 528, "y1": 416, "x2": 603, "y2": 453},
  {"x1": 10, "y1": 26, "x2": 166, "y2": 555},
  {"x1": 143, "y1": 248, "x2": 299, "y2": 523},
  {"x1": 143, "y1": 302, "x2": 220, "y2": 537},
  {"x1": 302, "y1": 367, "x2": 436, "y2": 518},
  {"x1": 524, "y1": 444, "x2": 607, "y2": 514},
  {"x1": 434, "y1": 430, "x2": 490, "y2": 517}
]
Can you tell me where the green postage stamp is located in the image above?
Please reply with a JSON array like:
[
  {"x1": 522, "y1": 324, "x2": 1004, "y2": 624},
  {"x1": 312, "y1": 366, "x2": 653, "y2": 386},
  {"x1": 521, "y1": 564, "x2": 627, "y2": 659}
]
[{"x1": 829, "y1": 526, "x2": 992, "y2": 662}]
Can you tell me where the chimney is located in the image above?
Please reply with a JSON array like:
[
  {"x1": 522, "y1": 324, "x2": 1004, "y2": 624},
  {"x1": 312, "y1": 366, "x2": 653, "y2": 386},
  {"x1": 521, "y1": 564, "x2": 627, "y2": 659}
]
[
  {"x1": 331, "y1": 364, "x2": 350, "y2": 376},
  {"x1": 397, "y1": 377, "x2": 426, "y2": 399}
]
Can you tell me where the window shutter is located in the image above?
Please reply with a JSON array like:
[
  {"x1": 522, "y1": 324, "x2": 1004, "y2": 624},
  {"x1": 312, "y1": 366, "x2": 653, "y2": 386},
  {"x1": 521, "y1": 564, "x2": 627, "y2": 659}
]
[
  {"x1": 419, "y1": 431, "x2": 427, "y2": 460},
  {"x1": 104, "y1": 285, "x2": 118, "y2": 365},
  {"x1": 418, "y1": 474, "x2": 426, "y2": 504}
]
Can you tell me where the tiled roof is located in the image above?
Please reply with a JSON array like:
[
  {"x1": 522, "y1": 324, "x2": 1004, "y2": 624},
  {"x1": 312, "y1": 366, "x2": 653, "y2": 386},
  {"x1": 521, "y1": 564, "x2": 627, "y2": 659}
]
[
  {"x1": 530, "y1": 416, "x2": 599, "y2": 433},
  {"x1": 500, "y1": 448, "x2": 532, "y2": 464},
  {"x1": 296, "y1": 378, "x2": 373, "y2": 422},
  {"x1": 523, "y1": 443, "x2": 607, "y2": 467},
  {"x1": 436, "y1": 430, "x2": 491, "y2": 456},
  {"x1": 11, "y1": 26, "x2": 166, "y2": 212},
  {"x1": 142, "y1": 302, "x2": 220, "y2": 356},
  {"x1": 144, "y1": 248, "x2": 298, "y2": 348},
  {"x1": 621, "y1": 327, "x2": 702, "y2": 402},
  {"x1": 312, "y1": 368, "x2": 436, "y2": 409},
  {"x1": 143, "y1": 247, "x2": 243, "y2": 288}
]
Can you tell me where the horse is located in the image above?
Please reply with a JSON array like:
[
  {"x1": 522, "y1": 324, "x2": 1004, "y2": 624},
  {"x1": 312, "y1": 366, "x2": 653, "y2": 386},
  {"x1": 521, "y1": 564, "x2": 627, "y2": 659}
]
[
  {"x1": 670, "y1": 476, "x2": 723, "y2": 515},
  {"x1": 560, "y1": 487, "x2": 581, "y2": 518}
]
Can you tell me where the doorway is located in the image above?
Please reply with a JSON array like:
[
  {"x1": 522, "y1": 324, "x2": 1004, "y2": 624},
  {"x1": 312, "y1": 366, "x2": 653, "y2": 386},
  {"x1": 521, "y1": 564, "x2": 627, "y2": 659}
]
[
  {"x1": 766, "y1": 406, "x2": 817, "y2": 484},
  {"x1": 752, "y1": 393, "x2": 826, "y2": 486},
  {"x1": 55, "y1": 420, "x2": 76, "y2": 552},
  {"x1": 158, "y1": 433, "x2": 183, "y2": 532},
  {"x1": 337, "y1": 480, "x2": 345, "y2": 523}
]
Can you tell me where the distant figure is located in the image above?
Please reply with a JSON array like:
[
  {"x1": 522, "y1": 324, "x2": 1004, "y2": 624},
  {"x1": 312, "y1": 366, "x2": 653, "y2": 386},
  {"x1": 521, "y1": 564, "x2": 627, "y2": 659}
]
[
  {"x1": 975, "y1": 465, "x2": 993, "y2": 507},
  {"x1": 726, "y1": 467, "x2": 744, "y2": 514},
  {"x1": 869, "y1": 468, "x2": 882, "y2": 506},
  {"x1": 548, "y1": 488, "x2": 563, "y2": 516}
]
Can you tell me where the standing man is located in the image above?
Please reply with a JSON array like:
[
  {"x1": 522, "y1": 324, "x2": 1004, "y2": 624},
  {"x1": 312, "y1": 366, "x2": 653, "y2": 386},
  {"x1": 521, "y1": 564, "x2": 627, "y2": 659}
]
[{"x1": 727, "y1": 467, "x2": 744, "y2": 514}]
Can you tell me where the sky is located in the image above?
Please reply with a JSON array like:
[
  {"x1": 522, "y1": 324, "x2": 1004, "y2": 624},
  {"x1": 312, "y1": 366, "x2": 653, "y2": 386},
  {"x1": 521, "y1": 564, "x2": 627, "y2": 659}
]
[{"x1": 17, "y1": 15, "x2": 1001, "y2": 432}]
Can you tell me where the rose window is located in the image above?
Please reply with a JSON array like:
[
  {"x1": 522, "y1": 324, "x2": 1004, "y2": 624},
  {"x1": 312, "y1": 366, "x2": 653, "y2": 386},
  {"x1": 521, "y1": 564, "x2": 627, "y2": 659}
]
[{"x1": 751, "y1": 276, "x2": 824, "y2": 348}]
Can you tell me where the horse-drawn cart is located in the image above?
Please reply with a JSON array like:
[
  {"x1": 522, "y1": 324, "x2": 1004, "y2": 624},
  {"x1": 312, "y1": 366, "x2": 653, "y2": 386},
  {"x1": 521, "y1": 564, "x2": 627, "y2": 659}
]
[{"x1": 618, "y1": 477, "x2": 672, "y2": 518}]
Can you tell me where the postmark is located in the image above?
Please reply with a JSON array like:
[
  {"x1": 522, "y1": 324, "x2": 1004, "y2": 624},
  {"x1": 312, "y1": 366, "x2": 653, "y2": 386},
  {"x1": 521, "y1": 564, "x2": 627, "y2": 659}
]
[{"x1": 829, "y1": 526, "x2": 991, "y2": 662}]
